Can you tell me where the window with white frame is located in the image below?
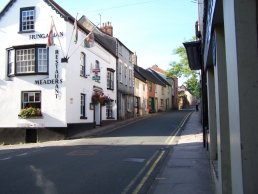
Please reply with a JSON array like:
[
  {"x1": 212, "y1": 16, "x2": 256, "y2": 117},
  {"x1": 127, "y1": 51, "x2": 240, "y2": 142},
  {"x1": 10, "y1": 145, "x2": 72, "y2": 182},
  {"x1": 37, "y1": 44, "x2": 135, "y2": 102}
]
[
  {"x1": 21, "y1": 91, "x2": 41, "y2": 109},
  {"x1": 38, "y1": 48, "x2": 48, "y2": 72},
  {"x1": 107, "y1": 69, "x2": 114, "y2": 90},
  {"x1": 80, "y1": 94, "x2": 87, "y2": 119},
  {"x1": 20, "y1": 7, "x2": 35, "y2": 32},
  {"x1": 7, "y1": 45, "x2": 48, "y2": 76},
  {"x1": 80, "y1": 52, "x2": 86, "y2": 77},
  {"x1": 7, "y1": 49, "x2": 15, "y2": 76},
  {"x1": 106, "y1": 101, "x2": 113, "y2": 118}
]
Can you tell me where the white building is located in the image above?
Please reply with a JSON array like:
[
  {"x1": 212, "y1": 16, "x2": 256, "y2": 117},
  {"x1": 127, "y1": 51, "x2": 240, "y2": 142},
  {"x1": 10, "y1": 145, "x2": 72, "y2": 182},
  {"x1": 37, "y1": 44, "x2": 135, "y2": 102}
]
[{"x1": 0, "y1": 0, "x2": 117, "y2": 144}]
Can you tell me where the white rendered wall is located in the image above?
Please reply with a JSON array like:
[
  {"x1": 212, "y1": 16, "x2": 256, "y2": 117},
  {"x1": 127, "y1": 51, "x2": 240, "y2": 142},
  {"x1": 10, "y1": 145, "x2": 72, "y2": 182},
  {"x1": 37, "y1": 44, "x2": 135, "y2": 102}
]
[{"x1": 0, "y1": 0, "x2": 67, "y2": 128}]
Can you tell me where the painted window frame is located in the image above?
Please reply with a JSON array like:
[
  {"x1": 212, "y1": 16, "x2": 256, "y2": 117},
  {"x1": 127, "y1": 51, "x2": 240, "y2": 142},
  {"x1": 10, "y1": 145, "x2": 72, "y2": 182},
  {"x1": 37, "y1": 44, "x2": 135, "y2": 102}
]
[
  {"x1": 107, "y1": 68, "x2": 115, "y2": 90},
  {"x1": 80, "y1": 93, "x2": 87, "y2": 119},
  {"x1": 106, "y1": 101, "x2": 114, "y2": 119},
  {"x1": 7, "y1": 44, "x2": 49, "y2": 76},
  {"x1": 21, "y1": 91, "x2": 41, "y2": 109},
  {"x1": 80, "y1": 52, "x2": 86, "y2": 77},
  {"x1": 19, "y1": 7, "x2": 35, "y2": 33}
]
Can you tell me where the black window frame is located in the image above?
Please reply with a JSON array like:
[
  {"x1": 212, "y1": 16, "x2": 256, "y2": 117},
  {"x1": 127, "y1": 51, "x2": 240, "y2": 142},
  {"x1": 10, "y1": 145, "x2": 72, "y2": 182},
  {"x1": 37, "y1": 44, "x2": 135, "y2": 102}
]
[
  {"x1": 107, "y1": 68, "x2": 115, "y2": 90},
  {"x1": 7, "y1": 44, "x2": 49, "y2": 77},
  {"x1": 19, "y1": 7, "x2": 36, "y2": 33},
  {"x1": 80, "y1": 93, "x2": 87, "y2": 119}
]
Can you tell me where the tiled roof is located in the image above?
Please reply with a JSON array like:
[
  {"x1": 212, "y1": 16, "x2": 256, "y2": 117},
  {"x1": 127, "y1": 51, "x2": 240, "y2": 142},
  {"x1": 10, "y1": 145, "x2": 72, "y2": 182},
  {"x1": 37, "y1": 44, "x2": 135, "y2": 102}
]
[
  {"x1": 135, "y1": 66, "x2": 166, "y2": 87},
  {"x1": 134, "y1": 66, "x2": 146, "y2": 83}
]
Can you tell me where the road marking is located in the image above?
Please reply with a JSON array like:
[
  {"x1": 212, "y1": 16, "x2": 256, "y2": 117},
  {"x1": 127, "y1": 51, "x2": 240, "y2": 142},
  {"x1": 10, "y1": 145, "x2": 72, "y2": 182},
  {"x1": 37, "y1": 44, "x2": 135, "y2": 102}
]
[
  {"x1": 121, "y1": 151, "x2": 159, "y2": 194},
  {"x1": 124, "y1": 158, "x2": 145, "y2": 163},
  {"x1": 132, "y1": 150, "x2": 165, "y2": 194},
  {"x1": 165, "y1": 112, "x2": 192, "y2": 145},
  {"x1": 16, "y1": 153, "x2": 28, "y2": 157},
  {"x1": 0, "y1": 157, "x2": 12, "y2": 161}
]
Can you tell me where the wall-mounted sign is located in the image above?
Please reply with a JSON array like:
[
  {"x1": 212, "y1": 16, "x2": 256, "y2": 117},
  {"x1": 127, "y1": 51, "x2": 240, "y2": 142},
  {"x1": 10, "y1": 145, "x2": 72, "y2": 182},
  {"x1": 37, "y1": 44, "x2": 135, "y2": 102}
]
[
  {"x1": 92, "y1": 68, "x2": 100, "y2": 73},
  {"x1": 29, "y1": 32, "x2": 64, "y2": 40},
  {"x1": 34, "y1": 50, "x2": 63, "y2": 99},
  {"x1": 92, "y1": 75, "x2": 100, "y2": 80}
]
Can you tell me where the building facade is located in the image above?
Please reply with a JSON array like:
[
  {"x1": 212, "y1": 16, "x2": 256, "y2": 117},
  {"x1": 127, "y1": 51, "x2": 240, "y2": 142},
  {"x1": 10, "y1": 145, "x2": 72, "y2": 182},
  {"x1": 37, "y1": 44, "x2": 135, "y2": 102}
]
[
  {"x1": 185, "y1": 1, "x2": 258, "y2": 194},
  {"x1": 0, "y1": 0, "x2": 117, "y2": 144}
]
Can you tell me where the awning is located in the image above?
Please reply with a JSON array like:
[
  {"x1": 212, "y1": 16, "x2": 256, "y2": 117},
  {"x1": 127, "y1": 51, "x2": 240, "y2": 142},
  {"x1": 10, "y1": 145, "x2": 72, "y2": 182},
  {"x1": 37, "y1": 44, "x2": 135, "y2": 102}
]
[{"x1": 183, "y1": 40, "x2": 202, "y2": 70}]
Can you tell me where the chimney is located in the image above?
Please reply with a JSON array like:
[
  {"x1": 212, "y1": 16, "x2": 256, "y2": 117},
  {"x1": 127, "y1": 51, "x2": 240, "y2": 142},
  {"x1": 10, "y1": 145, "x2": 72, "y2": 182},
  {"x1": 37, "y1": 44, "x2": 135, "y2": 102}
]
[{"x1": 100, "y1": 21, "x2": 113, "y2": 37}]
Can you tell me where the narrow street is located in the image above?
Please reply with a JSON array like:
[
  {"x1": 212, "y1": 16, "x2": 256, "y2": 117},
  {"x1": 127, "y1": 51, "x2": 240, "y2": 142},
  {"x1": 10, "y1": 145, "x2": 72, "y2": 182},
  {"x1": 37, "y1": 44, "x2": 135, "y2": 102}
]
[{"x1": 0, "y1": 110, "x2": 191, "y2": 194}]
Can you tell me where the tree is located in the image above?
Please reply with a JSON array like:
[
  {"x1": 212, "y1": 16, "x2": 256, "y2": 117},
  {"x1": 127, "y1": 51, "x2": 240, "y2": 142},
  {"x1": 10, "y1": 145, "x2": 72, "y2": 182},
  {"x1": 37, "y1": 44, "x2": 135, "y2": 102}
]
[{"x1": 167, "y1": 43, "x2": 200, "y2": 99}]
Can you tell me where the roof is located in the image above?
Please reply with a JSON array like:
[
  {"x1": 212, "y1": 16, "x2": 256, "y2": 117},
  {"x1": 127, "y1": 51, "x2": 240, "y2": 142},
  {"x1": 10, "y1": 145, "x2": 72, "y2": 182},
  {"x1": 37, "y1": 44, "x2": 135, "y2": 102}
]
[
  {"x1": 134, "y1": 66, "x2": 146, "y2": 83},
  {"x1": 0, "y1": 0, "x2": 117, "y2": 58},
  {"x1": 148, "y1": 68, "x2": 171, "y2": 86},
  {"x1": 135, "y1": 66, "x2": 166, "y2": 87}
]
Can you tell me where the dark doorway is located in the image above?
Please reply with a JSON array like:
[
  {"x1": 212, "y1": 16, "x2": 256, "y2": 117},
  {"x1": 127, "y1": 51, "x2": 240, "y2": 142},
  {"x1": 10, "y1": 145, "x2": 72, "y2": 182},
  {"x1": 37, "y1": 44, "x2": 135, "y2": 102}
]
[{"x1": 26, "y1": 129, "x2": 37, "y2": 143}]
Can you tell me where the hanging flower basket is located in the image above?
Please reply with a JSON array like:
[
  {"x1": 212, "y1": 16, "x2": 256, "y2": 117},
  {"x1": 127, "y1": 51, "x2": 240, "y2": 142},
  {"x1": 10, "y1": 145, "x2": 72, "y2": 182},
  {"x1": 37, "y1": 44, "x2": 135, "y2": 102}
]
[
  {"x1": 91, "y1": 92, "x2": 100, "y2": 104},
  {"x1": 99, "y1": 95, "x2": 109, "y2": 106}
]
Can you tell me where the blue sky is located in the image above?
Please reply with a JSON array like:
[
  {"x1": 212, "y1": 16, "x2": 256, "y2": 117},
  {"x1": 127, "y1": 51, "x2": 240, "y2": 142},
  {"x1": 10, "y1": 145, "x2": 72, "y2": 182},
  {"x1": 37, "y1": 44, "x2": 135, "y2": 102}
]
[{"x1": 0, "y1": 0, "x2": 197, "y2": 71}]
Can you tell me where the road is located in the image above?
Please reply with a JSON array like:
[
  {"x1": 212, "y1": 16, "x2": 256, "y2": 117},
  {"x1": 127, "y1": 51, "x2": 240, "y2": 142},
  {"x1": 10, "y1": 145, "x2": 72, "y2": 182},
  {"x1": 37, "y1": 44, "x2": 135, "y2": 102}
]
[{"x1": 0, "y1": 110, "x2": 191, "y2": 194}]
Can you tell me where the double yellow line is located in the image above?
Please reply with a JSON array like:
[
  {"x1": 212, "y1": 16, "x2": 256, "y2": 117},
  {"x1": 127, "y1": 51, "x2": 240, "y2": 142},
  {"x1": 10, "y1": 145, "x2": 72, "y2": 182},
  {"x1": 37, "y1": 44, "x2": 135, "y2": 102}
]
[{"x1": 122, "y1": 111, "x2": 193, "y2": 194}]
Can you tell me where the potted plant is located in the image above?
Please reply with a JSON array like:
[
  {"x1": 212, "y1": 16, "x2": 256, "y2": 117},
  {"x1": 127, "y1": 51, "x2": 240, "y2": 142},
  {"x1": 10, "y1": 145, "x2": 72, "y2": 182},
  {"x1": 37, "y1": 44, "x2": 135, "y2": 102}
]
[{"x1": 18, "y1": 107, "x2": 42, "y2": 119}]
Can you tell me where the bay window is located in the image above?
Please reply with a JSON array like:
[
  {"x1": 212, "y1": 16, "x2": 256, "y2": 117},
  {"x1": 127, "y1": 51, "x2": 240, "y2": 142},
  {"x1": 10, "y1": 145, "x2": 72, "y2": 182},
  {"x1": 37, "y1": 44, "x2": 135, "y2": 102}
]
[{"x1": 7, "y1": 45, "x2": 48, "y2": 76}]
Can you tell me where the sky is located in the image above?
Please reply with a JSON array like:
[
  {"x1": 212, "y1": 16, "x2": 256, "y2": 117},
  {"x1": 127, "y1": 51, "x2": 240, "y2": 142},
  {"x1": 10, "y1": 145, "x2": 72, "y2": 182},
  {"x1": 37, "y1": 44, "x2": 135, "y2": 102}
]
[{"x1": 0, "y1": 0, "x2": 197, "y2": 72}]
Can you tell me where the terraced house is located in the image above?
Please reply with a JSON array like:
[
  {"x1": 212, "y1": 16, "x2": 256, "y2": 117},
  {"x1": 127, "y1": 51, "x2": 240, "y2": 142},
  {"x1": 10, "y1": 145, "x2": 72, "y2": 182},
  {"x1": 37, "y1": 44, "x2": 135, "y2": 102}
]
[{"x1": 0, "y1": 0, "x2": 117, "y2": 144}]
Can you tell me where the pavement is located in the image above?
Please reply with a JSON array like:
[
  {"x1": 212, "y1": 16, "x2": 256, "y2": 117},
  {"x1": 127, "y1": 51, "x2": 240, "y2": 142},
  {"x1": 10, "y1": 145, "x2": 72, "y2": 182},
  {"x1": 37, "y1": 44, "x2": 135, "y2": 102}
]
[{"x1": 149, "y1": 110, "x2": 214, "y2": 194}]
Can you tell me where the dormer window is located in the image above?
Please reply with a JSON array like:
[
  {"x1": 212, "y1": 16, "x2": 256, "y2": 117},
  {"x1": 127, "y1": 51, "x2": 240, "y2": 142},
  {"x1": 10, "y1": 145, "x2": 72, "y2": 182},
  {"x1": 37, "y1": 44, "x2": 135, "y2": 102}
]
[{"x1": 20, "y1": 7, "x2": 35, "y2": 32}]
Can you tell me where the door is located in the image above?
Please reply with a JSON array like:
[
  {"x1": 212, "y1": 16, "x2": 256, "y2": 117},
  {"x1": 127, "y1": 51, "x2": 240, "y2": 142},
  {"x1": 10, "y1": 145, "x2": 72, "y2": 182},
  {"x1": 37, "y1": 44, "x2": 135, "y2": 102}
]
[{"x1": 94, "y1": 103, "x2": 101, "y2": 126}]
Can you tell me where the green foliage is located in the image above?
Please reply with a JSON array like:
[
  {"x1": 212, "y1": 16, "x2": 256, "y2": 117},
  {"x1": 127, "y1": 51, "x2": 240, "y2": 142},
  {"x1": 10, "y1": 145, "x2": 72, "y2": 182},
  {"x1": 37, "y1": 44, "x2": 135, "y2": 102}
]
[
  {"x1": 19, "y1": 107, "x2": 42, "y2": 118},
  {"x1": 167, "y1": 39, "x2": 200, "y2": 100}
]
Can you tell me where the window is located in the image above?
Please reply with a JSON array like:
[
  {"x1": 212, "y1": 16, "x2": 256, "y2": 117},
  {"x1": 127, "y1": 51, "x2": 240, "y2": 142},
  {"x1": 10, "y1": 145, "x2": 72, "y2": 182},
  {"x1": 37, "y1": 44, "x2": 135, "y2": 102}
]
[
  {"x1": 16, "y1": 48, "x2": 35, "y2": 73},
  {"x1": 135, "y1": 79, "x2": 139, "y2": 89},
  {"x1": 107, "y1": 69, "x2": 114, "y2": 90},
  {"x1": 7, "y1": 49, "x2": 15, "y2": 76},
  {"x1": 20, "y1": 7, "x2": 35, "y2": 32},
  {"x1": 129, "y1": 69, "x2": 132, "y2": 87},
  {"x1": 119, "y1": 62, "x2": 123, "y2": 83},
  {"x1": 162, "y1": 87, "x2": 165, "y2": 95},
  {"x1": 38, "y1": 48, "x2": 48, "y2": 72},
  {"x1": 95, "y1": 60, "x2": 100, "y2": 70},
  {"x1": 143, "y1": 83, "x2": 145, "y2": 91},
  {"x1": 21, "y1": 91, "x2": 41, "y2": 109},
  {"x1": 80, "y1": 52, "x2": 86, "y2": 77},
  {"x1": 8, "y1": 45, "x2": 48, "y2": 75},
  {"x1": 149, "y1": 82, "x2": 152, "y2": 92},
  {"x1": 80, "y1": 94, "x2": 87, "y2": 119},
  {"x1": 125, "y1": 66, "x2": 127, "y2": 85},
  {"x1": 106, "y1": 101, "x2": 113, "y2": 118},
  {"x1": 161, "y1": 99, "x2": 164, "y2": 107}
]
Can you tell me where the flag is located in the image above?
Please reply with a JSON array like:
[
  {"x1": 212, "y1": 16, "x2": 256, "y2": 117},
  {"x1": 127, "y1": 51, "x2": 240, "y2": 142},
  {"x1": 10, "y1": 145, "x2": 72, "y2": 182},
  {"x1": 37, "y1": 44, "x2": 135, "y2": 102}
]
[
  {"x1": 84, "y1": 30, "x2": 94, "y2": 48},
  {"x1": 74, "y1": 19, "x2": 78, "y2": 44},
  {"x1": 47, "y1": 23, "x2": 54, "y2": 47}
]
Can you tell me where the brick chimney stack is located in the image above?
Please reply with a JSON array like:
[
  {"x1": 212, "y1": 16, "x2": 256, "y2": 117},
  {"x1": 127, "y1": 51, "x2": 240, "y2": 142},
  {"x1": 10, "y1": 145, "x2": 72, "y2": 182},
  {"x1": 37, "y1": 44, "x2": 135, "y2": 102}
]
[{"x1": 100, "y1": 22, "x2": 113, "y2": 37}]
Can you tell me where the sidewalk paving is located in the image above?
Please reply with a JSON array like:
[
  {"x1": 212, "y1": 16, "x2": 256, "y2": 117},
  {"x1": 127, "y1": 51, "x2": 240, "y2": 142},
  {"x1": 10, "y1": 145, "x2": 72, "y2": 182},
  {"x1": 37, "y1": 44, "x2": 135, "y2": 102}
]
[{"x1": 149, "y1": 111, "x2": 214, "y2": 194}]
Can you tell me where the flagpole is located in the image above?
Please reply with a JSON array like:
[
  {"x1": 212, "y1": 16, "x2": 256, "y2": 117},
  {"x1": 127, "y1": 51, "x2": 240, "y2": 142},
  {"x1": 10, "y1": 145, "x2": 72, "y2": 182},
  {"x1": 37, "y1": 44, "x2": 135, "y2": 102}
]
[
  {"x1": 51, "y1": 16, "x2": 65, "y2": 58},
  {"x1": 67, "y1": 13, "x2": 79, "y2": 58},
  {"x1": 67, "y1": 27, "x2": 96, "y2": 59}
]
